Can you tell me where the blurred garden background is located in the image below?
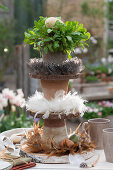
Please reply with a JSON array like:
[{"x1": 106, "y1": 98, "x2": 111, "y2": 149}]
[{"x1": 0, "y1": 0, "x2": 113, "y2": 132}]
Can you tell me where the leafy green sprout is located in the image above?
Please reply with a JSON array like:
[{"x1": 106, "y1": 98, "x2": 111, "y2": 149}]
[{"x1": 24, "y1": 16, "x2": 90, "y2": 59}]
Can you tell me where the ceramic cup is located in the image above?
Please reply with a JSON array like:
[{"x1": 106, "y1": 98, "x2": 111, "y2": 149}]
[
  {"x1": 103, "y1": 128, "x2": 113, "y2": 163},
  {"x1": 82, "y1": 118, "x2": 110, "y2": 149}
]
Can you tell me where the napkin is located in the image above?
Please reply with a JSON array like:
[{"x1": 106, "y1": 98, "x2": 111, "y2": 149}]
[
  {"x1": 1, "y1": 153, "x2": 32, "y2": 166},
  {"x1": 0, "y1": 135, "x2": 33, "y2": 168},
  {"x1": 69, "y1": 152, "x2": 100, "y2": 168},
  {"x1": 0, "y1": 135, "x2": 20, "y2": 156}
]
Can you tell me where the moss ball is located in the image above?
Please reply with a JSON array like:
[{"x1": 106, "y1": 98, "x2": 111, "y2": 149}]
[{"x1": 69, "y1": 134, "x2": 80, "y2": 143}]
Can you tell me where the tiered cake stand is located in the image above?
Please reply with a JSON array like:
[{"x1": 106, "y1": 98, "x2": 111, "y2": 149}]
[{"x1": 21, "y1": 51, "x2": 85, "y2": 163}]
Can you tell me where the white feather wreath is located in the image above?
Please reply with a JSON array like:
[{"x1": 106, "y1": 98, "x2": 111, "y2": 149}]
[{"x1": 25, "y1": 90, "x2": 87, "y2": 119}]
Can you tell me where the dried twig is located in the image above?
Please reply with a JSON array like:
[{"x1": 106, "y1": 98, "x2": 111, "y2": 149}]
[
  {"x1": 23, "y1": 122, "x2": 96, "y2": 157},
  {"x1": 75, "y1": 123, "x2": 82, "y2": 134},
  {"x1": 80, "y1": 125, "x2": 90, "y2": 138},
  {"x1": 92, "y1": 154, "x2": 100, "y2": 167}
]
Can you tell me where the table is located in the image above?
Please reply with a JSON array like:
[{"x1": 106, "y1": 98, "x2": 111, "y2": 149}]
[
  {"x1": 1, "y1": 129, "x2": 113, "y2": 170},
  {"x1": 25, "y1": 150, "x2": 113, "y2": 170}
]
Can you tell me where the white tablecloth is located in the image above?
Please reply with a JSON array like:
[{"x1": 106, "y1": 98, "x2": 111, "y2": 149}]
[
  {"x1": 1, "y1": 129, "x2": 113, "y2": 170},
  {"x1": 25, "y1": 150, "x2": 113, "y2": 170}
]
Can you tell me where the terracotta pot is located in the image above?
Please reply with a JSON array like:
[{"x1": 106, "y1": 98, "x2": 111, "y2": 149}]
[
  {"x1": 41, "y1": 119, "x2": 68, "y2": 149},
  {"x1": 41, "y1": 79, "x2": 69, "y2": 100},
  {"x1": 42, "y1": 51, "x2": 67, "y2": 64},
  {"x1": 41, "y1": 79, "x2": 69, "y2": 148}
]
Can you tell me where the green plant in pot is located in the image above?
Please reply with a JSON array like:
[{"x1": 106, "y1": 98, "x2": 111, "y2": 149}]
[
  {"x1": 24, "y1": 17, "x2": 90, "y2": 149},
  {"x1": 24, "y1": 16, "x2": 90, "y2": 61}
]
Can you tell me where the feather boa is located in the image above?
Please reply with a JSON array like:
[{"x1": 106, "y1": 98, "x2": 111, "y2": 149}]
[{"x1": 24, "y1": 91, "x2": 87, "y2": 119}]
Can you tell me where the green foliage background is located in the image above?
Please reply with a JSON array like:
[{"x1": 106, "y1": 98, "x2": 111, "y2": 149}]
[
  {"x1": 14, "y1": 0, "x2": 43, "y2": 58},
  {"x1": 81, "y1": 1, "x2": 103, "y2": 17},
  {"x1": 14, "y1": 0, "x2": 43, "y2": 44},
  {"x1": 107, "y1": 0, "x2": 113, "y2": 21},
  {"x1": 0, "y1": 20, "x2": 14, "y2": 82},
  {"x1": 83, "y1": 102, "x2": 113, "y2": 120},
  {"x1": 0, "y1": 4, "x2": 8, "y2": 11}
]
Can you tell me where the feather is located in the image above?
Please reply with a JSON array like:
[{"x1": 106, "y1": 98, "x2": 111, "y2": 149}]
[
  {"x1": 25, "y1": 90, "x2": 87, "y2": 119},
  {"x1": 69, "y1": 153, "x2": 85, "y2": 165}
]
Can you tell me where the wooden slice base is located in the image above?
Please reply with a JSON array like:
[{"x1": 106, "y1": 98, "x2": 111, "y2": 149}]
[
  {"x1": 30, "y1": 111, "x2": 80, "y2": 119},
  {"x1": 20, "y1": 144, "x2": 69, "y2": 164},
  {"x1": 30, "y1": 73, "x2": 80, "y2": 80},
  {"x1": 20, "y1": 144, "x2": 95, "y2": 164}
]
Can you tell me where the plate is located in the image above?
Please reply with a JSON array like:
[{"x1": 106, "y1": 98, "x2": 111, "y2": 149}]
[
  {"x1": 0, "y1": 160, "x2": 12, "y2": 170},
  {"x1": 1, "y1": 128, "x2": 32, "y2": 137}
]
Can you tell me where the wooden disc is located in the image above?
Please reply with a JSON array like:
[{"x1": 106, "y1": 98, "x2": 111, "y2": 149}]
[
  {"x1": 30, "y1": 73, "x2": 80, "y2": 80},
  {"x1": 20, "y1": 144, "x2": 69, "y2": 164},
  {"x1": 20, "y1": 144, "x2": 95, "y2": 164},
  {"x1": 30, "y1": 111, "x2": 80, "y2": 119}
]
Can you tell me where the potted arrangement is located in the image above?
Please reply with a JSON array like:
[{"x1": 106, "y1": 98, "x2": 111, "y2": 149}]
[
  {"x1": 24, "y1": 16, "x2": 90, "y2": 101},
  {"x1": 22, "y1": 17, "x2": 92, "y2": 163},
  {"x1": 24, "y1": 16, "x2": 90, "y2": 60}
]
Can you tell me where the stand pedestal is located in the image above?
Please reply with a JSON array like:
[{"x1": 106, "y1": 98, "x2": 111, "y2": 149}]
[
  {"x1": 41, "y1": 79, "x2": 69, "y2": 99},
  {"x1": 41, "y1": 119, "x2": 68, "y2": 148},
  {"x1": 40, "y1": 79, "x2": 69, "y2": 148}
]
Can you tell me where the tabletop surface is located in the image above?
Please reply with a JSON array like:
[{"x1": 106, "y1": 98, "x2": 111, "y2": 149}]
[
  {"x1": 25, "y1": 150, "x2": 113, "y2": 170},
  {"x1": 1, "y1": 129, "x2": 113, "y2": 170}
]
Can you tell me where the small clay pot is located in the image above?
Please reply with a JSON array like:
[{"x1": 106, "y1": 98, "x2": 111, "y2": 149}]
[
  {"x1": 41, "y1": 119, "x2": 68, "y2": 149},
  {"x1": 103, "y1": 128, "x2": 113, "y2": 162},
  {"x1": 41, "y1": 79, "x2": 69, "y2": 100},
  {"x1": 42, "y1": 51, "x2": 67, "y2": 64}
]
